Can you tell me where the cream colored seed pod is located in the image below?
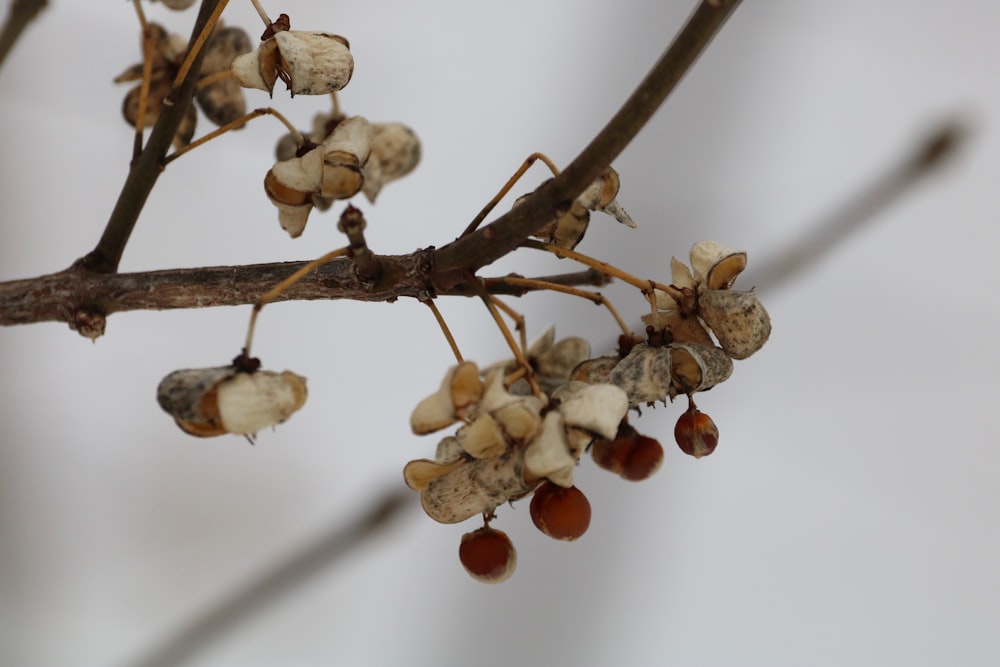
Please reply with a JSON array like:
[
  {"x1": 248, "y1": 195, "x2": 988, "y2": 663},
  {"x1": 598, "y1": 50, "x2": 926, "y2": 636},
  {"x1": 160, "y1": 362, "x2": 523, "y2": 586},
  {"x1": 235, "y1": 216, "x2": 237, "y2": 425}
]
[
  {"x1": 531, "y1": 331, "x2": 591, "y2": 392},
  {"x1": 523, "y1": 411, "x2": 576, "y2": 487},
  {"x1": 608, "y1": 343, "x2": 672, "y2": 406},
  {"x1": 363, "y1": 123, "x2": 421, "y2": 202},
  {"x1": 492, "y1": 401, "x2": 542, "y2": 442},
  {"x1": 264, "y1": 167, "x2": 315, "y2": 238},
  {"x1": 410, "y1": 361, "x2": 483, "y2": 435},
  {"x1": 552, "y1": 381, "x2": 629, "y2": 440},
  {"x1": 698, "y1": 289, "x2": 772, "y2": 360},
  {"x1": 574, "y1": 167, "x2": 637, "y2": 229},
  {"x1": 319, "y1": 115, "x2": 372, "y2": 199},
  {"x1": 456, "y1": 414, "x2": 508, "y2": 459},
  {"x1": 668, "y1": 343, "x2": 734, "y2": 396},
  {"x1": 232, "y1": 31, "x2": 354, "y2": 96},
  {"x1": 689, "y1": 240, "x2": 747, "y2": 290},
  {"x1": 403, "y1": 457, "x2": 465, "y2": 492},
  {"x1": 157, "y1": 366, "x2": 307, "y2": 437}
]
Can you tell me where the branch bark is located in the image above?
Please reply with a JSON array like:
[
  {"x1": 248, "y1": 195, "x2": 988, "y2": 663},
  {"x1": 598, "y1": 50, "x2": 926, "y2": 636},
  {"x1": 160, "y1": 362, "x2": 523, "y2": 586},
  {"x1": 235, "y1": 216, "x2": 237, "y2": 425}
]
[
  {"x1": 0, "y1": 0, "x2": 47, "y2": 72},
  {"x1": 0, "y1": 0, "x2": 743, "y2": 334}
]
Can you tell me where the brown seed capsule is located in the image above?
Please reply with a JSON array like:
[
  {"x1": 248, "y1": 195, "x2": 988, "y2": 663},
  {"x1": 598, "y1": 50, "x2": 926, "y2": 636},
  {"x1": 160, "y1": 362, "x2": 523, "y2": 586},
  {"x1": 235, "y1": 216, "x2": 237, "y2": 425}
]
[
  {"x1": 674, "y1": 407, "x2": 719, "y2": 458},
  {"x1": 459, "y1": 526, "x2": 517, "y2": 584},
  {"x1": 529, "y1": 481, "x2": 591, "y2": 541},
  {"x1": 591, "y1": 423, "x2": 664, "y2": 481},
  {"x1": 668, "y1": 343, "x2": 733, "y2": 396}
]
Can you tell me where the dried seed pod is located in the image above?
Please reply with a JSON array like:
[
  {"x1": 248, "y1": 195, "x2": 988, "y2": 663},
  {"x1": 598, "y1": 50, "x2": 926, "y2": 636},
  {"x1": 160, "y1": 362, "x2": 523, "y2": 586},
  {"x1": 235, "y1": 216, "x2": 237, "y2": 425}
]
[
  {"x1": 607, "y1": 343, "x2": 672, "y2": 406},
  {"x1": 478, "y1": 369, "x2": 528, "y2": 414},
  {"x1": 362, "y1": 122, "x2": 421, "y2": 202},
  {"x1": 459, "y1": 526, "x2": 517, "y2": 584},
  {"x1": 158, "y1": 0, "x2": 196, "y2": 9},
  {"x1": 523, "y1": 411, "x2": 575, "y2": 486},
  {"x1": 403, "y1": 457, "x2": 465, "y2": 491},
  {"x1": 570, "y1": 355, "x2": 620, "y2": 385},
  {"x1": 532, "y1": 332, "x2": 591, "y2": 388},
  {"x1": 574, "y1": 166, "x2": 636, "y2": 229},
  {"x1": 233, "y1": 29, "x2": 354, "y2": 96},
  {"x1": 551, "y1": 381, "x2": 628, "y2": 439},
  {"x1": 434, "y1": 435, "x2": 465, "y2": 464},
  {"x1": 157, "y1": 366, "x2": 307, "y2": 437},
  {"x1": 698, "y1": 288, "x2": 772, "y2": 360},
  {"x1": 689, "y1": 240, "x2": 746, "y2": 289},
  {"x1": 419, "y1": 452, "x2": 530, "y2": 524},
  {"x1": 491, "y1": 401, "x2": 542, "y2": 442},
  {"x1": 410, "y1": 361, "x2": 483, "y2": 435},
  {"x1": 591, "y1": 422, "x2": 664, "y2": 481},
  {"x1": 674, "y1": 407, "x2": 719, "y2": 458},
  {"x1": 456, "y1": 414, "x2": 508, "y2": 459},
  {"x1": 196, "y1": 27, "x2": 252, "y2": 126},
  {"x1": 269, "y1": 147, "x2": 324, "y2": 195},
  {"x1": 264, "y1": 167, "x2": 315, "y2": 237},
  {"x1": 668, "y1": 342, "x2": 733, "y2": 395},
  {"x1": 318, "y1": 115, "x2": 372, "y2": 199},
  {"x1": 516, "y1": 188, "x2": 591, "y2": 250},
  {"x1": 530, "y1": 481, "x2": 591, "y2": 541}
]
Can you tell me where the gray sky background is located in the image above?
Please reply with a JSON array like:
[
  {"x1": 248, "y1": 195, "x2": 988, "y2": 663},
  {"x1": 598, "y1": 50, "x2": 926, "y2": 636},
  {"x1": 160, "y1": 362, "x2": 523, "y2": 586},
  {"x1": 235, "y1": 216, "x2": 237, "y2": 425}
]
[{"x1": 2, "y1": 2, "x2": 999, "y2": 666}]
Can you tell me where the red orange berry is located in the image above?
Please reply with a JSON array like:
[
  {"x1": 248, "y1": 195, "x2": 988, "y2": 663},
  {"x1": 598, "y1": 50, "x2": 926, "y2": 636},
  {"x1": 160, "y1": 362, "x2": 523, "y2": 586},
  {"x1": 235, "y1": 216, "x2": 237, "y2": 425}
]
[
  {"x1": 529, "y1": 481, "x2": 591, "y2": 541},
  {"x1": 458, "y1": 526, "x2": 517, "y2": 583},
  {"x1": 674, "y1": 407, "x2": 719, "y2": 458},
  {"x1": 591, "y1": 423, "x2": 664, "y2": 481}
]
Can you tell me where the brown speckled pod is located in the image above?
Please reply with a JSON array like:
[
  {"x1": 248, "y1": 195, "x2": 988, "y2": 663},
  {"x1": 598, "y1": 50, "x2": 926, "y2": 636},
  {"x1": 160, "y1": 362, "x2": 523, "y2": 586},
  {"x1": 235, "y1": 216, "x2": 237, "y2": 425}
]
[
  {"x1": 607, "y1": 343, "x2": 672, "y2": 406},
  {"x1": 668, "y1": 342, "x2": 733, "y2": 395},
  {"x1": 698, "y1": 288, "x2": 771, "y2": 360}
]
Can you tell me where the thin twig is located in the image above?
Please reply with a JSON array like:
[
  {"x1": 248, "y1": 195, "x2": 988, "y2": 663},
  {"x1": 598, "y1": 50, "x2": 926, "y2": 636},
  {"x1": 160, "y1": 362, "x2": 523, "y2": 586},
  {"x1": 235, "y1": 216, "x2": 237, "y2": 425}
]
[
  {"x1": 122, "y1": 488, "x2": 414, "y2": 667},
  {"x1": 462, "y1": 152, "x2": 561, "y2": 237},
  {"x1": 493, "y1": 275, "x2": 634, "y2": 338},
  {"x1": 424, "y1": 300, "x2": 463, "y2": 362}
]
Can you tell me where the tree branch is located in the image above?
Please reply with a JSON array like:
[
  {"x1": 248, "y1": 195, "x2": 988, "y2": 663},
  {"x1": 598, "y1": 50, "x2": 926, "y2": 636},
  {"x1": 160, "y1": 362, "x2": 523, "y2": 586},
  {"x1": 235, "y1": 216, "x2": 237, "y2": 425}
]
[
  {"x1": 0, "y1": 0, "x2": 47, "y2": 73},
  {"x1": 0, "y1": 0, "x2": 744, "y2": 333},
  {"x1": 75, "y1": 0, "x2": 223, "y2": 274}
]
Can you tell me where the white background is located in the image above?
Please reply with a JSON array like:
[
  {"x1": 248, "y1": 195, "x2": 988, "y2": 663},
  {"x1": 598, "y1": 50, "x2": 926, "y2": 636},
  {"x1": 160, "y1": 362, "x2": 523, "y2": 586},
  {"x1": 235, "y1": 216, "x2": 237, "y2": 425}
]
[{"x1": 2, "y1": 2, "x2": 999, "y2": 666}]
